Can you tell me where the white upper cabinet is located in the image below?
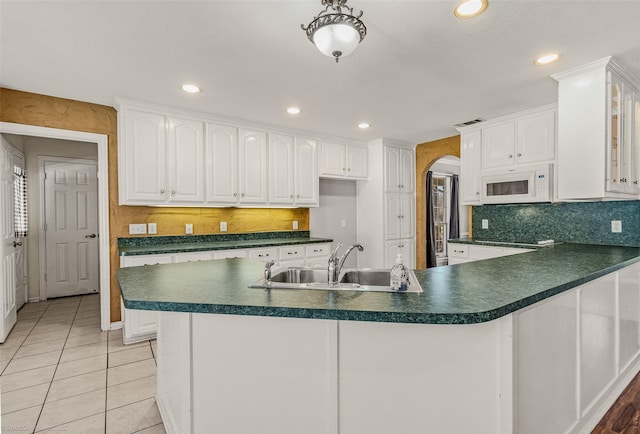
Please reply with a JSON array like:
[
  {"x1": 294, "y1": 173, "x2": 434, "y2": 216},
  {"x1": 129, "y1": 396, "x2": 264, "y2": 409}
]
[
  {"x1": 269, "y1": 133, "x2": 295, "y2": 204},
  {"x1": 120, "y1": 109, "x2": 167, "y2": 204},
  {"x1": 268, "y1": 135, "x2": 318, "y2": 206},
  {"x1": 319, "y1": 142, "x2": 368, "y2": 179},
  {"x1": 238, "y1": 129, "x2": 268, "y2": 204},
  {"x1": 205, "y1": 122, "x2": 238, "y2": 204},
  {"x1": 482, "y1": 109, "x2": 555, "y2": 170},
  {"x1": 168, "y1": 117, "x2": 205, "y2": 203},
  {"x1": 294, "y1": 137, "x2": 318, "y2": 205},
  {"x1": 553, "y1": 56, "x2": 640, "y2": 200},
  {"x1": 384, "y1": 146, "x2": 415, "y2": 193},
  {"x1": 119, "y1": 108, "x2": 205, "y2": 205},
  {"x1": 459, "y1": 129, "x2": 482, "y2": 205}
]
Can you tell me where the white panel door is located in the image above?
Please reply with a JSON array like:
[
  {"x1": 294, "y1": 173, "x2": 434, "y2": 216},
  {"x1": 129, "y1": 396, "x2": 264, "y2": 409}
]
[
  {"x1": 516, "y1": 110, "x2": 556, "y2": 165},
  {"x1": 205, "y1": 122, "x2": 238, "y2": 204},
  {"x1": 238, "y1": 129, "x2": 268, "y2": 204},
  {"x1": 384, "y1": 146, "x2": 401, "y2": 192},
  {"x1": 346, "y1": 146, "x2": 368, "y2": 178},
  {"x1": 168, "y1": 117, "x2": 204, "y2": 203},
  {"x1": 319, "y1": 142, "x2": 346, "y2": 176},
  {"x1": 294, "y1": 137, "x2": 318, "y2": 205},
  {"x1": 44, "y1": 161, "x2": 99, "y2": 298},
  {"x1": 268, "y1": 133, "x2": 294, "y2": 204},
  {"x1": 123, "y1": 109, "x2": 167, "y2": 203},
  {"x1": 482, "y1": 122, "x2": 516, "y2": 169},
  {"x1": 0, "y1": 139, "x2": 17, "y2": 342}
]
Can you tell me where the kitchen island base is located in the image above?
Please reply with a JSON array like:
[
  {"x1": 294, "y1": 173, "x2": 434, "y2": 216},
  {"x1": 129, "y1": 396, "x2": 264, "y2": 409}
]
[{"x1": 155, "y1": 262, "x2": 640, "y2": 434}]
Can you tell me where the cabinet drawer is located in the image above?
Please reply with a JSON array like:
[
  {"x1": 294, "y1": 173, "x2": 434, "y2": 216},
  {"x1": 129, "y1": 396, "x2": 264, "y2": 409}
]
[
  {"x1": 213, "y1": 249, "x2": 248, "y2": 259},
  {"x1": 306, "y1": 243, "x2": 330, "y2": 257},
  {"x1": 249, "y1": 248, "x2": 278, "y2": 261},
  {"x1": 279, "y1": 245, "x2": 305, "y2": 260},
  {"x1": 448, "y1": 244, "x2": 469, "y2": 259}
]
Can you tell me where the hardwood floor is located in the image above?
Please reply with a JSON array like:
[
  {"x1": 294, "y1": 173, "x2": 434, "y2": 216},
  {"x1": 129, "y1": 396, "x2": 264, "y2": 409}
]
[{"x1": 593, "y1": 371, "x2": 640, "y2": 433}]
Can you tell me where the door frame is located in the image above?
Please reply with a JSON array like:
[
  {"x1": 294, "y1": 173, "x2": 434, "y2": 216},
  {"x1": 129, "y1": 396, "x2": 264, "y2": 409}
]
[
  {"x1": 38, "y1": 156, "x2": 99, "y2": 301},
  {"x1": 0, "y1": 122, "x2": 110, "y2": 331}
]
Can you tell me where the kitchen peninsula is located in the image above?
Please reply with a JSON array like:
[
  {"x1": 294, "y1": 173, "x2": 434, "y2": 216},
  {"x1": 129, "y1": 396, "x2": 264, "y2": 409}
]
[{"x1": 117, "y1": 244, "x2": 640, "y2": 434}]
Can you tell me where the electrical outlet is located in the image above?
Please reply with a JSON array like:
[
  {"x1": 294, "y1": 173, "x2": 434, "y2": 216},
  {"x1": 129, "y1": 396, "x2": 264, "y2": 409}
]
[
  {"x1": 220, "y1": 221, "x2": 227, "y2": 232},
  {"x1": 611, "y1": 220, "x2": 622, "y2": 233},
  {"x1": 293, "y1": 220, "x2": 299, "y2": 230},
  {"x1": 147, "y1": 223, "x2": 157, "y2": 234},
  {"x1": 185, "y1": 224, "x2": 193, "y2": 234},
  {"x1": 129, "y1": 224, "x2": 146, "y2": 235},
  {"x1": 341, "y1": 219, "x2": 347, "y2": 228},
  {"x1": 482, "y1": 219, "x2": 489, "y2": 229}
]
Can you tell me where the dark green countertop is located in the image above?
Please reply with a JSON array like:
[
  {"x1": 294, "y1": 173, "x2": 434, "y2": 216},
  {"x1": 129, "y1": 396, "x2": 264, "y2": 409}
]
[
  {"x1": 116, "y1": 243, "x2": 640, "y2": 325},
  {"x1": 118, "y1": 231, "x2": 332, "y2": 256}
]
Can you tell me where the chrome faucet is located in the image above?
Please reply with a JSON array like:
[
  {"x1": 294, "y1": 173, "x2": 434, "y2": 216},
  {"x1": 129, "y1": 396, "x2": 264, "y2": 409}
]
[
  {"x1": 264, "y1": 260, "x2": 275, "y2": 285},
  {"x1": 328, "y1": 242, "x2": 364, "y2": 285}
]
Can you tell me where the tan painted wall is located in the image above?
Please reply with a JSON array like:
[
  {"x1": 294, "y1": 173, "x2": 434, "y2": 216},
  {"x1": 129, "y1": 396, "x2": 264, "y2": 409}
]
[
  {"x1": 415, "y1": 135, "x2": 461, "y2": 269},
  {"x1": 0, "y1": 88, "x2": 309, "y2": 321}
]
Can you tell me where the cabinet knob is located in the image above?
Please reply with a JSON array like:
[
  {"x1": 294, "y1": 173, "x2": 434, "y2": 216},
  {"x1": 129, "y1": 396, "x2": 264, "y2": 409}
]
[
  {"x1": 233, "y1": 193, "x2": 238, "y2": 197},
  {"x1": 290, "y1": 195, "x2": 294, "y2": 199},
  {"x1": 171, "y1": 191, "x2": 176, "y2": 195},
  {"x1": 476, "y1": 192, "x2": 480, "y2": 195},
  {"x1": 296, "y1": 194, "x2": 300, "y2": 198},
  {"x1": 517, "y1": 153, "x2": 522, "y2": 157},
  {"x1": 508, "y1": 154, "x2": 513, "y2": 159},
  {"x1": 241, "y1": 193, "x2": 246, "y2": 197},
  {"x1": 634, "y1": 181, "x2": 639, "y2": 185},
  {"x1": 347, "y1": 168, "x2": 351, "y2": 171},
  {"x1": 160, "y1": 189, "x2": 165, "y2": 194}
]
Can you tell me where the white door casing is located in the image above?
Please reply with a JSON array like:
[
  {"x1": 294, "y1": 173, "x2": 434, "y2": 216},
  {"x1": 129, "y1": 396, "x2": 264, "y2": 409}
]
[
  {"x1": 0, "y1": 138, "x2": 17, "y2": 342},
  {"x1": 44, "y1": 159, "x2": 99, "y2": 298}
]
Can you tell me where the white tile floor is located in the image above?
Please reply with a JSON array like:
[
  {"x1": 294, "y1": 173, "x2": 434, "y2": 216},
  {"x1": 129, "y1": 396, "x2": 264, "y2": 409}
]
[{"x1": 0, "y1": 294, "x2": 165, "y2": 434}]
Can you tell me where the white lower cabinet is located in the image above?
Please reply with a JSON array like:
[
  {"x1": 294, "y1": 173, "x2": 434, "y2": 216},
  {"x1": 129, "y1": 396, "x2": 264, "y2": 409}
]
[
  {"x1": 447, "y1": 243, "x2": 533, "y2": 265},
  {"x1": 384, "y1": 240, "x2": 415, "y2": 269},
  {"x1": 121, "y1": 243, "x2": 330, "y2": 343}
]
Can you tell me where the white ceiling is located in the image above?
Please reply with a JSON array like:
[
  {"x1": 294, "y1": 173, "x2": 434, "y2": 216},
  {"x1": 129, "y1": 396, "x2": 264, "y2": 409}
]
[{"x1": 2, "y1": 0, "x2": 640, "y2": 146}]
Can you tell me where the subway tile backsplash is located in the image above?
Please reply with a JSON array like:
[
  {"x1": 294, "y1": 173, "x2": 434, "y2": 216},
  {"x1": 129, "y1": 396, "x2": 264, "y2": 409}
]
[{"x1": 472, "y1": 200, "x2": 640, "y2": 247}]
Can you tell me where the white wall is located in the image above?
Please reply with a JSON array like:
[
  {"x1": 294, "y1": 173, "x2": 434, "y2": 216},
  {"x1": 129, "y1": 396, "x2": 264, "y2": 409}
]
[
  {"x1": 310, "y1": 179, "x2": 359, "y2": 268},
  {"x1": 22, "y1": 136, "x2": 97, "y2": 301}
]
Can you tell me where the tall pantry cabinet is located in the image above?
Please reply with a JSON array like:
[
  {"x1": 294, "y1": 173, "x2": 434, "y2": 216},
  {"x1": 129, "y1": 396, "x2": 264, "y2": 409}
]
[{"x1": 357, "y1": 139, "x2": 415, "y2": 269}]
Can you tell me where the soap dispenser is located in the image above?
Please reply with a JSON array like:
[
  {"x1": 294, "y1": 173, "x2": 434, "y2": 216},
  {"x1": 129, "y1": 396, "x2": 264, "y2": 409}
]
[{"x1": 390, "y1": 253, "x2": 409, "y2": 291}]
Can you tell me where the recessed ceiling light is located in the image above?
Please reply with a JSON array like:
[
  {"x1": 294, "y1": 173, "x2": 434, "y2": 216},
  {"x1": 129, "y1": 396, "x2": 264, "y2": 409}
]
[
  {"x1": 454, "y1": 0, "x2": 488, "y2": 18},
  {"x1": 182, "y1": 84, "x2": 201, "y2": 93},
  {"x1": 535, "y1": 53, "x2": 561, "y2": 65},
  {"x1": 358, "y1": 122, "x2": 370, "y2": 129},
  {"x1": 287, "y1": 107, "x2": 301, "y2": 115}
]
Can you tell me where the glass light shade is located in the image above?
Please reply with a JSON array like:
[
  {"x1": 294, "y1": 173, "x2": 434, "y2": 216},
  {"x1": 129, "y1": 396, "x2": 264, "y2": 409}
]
[{"x1": 312, "y1": 23, "x2": 360, "y2": 59}]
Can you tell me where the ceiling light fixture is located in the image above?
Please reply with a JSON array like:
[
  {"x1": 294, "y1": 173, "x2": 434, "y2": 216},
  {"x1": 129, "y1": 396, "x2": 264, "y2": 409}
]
[
  {"x1": 301, "y1": 0, "x2": 367, "y2": 63},
  {"x1": 454, "y1": 0, "x2": 488, "y2": 18},
  {"x1": 358, "y1": 122, "x2": 370, "y2": 129},
  {"x1": 287, "y1": 107, "x2": 301, "y2": 114},
  {"x1": 535, "y1": 53, "x2": 561, "y2": 65},
  {"x1": 182, "y1": 84, "x2": 201, "y2": 93}
]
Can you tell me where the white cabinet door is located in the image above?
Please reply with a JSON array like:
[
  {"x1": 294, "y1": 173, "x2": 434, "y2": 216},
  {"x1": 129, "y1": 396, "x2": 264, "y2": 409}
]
[
  {"x1": 460, "y1": 130, "x2": 482, "y2": 204},
  {"x1": 168, "y1": 117, "x2": 205, "y2": 203},
  {"x1": 400, "y1": 149, "x2": 415, "y2": 192},
  {"x1": 384, "y1": 146, "x2": 401, "y2": 192},
  {"x1": 239, "y1": 129, "x2": 268, "y2": 204},
  {"x1": 122, "y1": 109, "x2": 167, "y2": 203},
  {"x1": 384, "y1": 240, "x2": 414, "y2": 268},
  {"x1": 482, "y1": 122, "x2": 516, "y2": 169},
  {"x1": 384, "y1": 194, "x2": 401, "y2": 240},
  {"x1": 346, "y1": 146, "x2": 368, "y2": 178},
  {"x1": 269, "y1": 133, "x2": 294, "y2": 204},
  {"x1": 205, "y1": 122, "x2": 238, "y2": 204},
  {"x1": 319, "y1": 142, "x2": 346, "y2": 176},
  {"x1": 399, "y1": 195, "x2": 414, "y2": 239},
  {"x1": 249, "y1": 248, "x2": 279, "y2": 262},
  {"x1": 120, "y1": 253, "x2": 174, "y2": 344},
  {"x1": 295, "y1": 138, "x2": 318, "y2": 205},
  {"x1": 516, "y1": 110, "x2": 555, "y2": 165},
  {"x1": 213, "y1": 249, "x2": 248, "y2": 259}
]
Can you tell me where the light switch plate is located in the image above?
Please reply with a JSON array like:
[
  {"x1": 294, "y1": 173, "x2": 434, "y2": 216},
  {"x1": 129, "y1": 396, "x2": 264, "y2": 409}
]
[
  {"x1": 129, "y1": 224, "x2": 146, "y2": 235},
  {"x1": 482, "y1": 219, "x2": 489, "y2": 229},
  {"x1": 185, "y1": 224, "x2": 193, "y2": 234},
  {"x1": 293, "y1": 220, "x2": 298, "y2": 230},
  {"x1": 220, "y1": 221, "x2": 227, "y2": 232},
  {"x1": 147, "y1": 223, "x2": 157, "y2": 234}
]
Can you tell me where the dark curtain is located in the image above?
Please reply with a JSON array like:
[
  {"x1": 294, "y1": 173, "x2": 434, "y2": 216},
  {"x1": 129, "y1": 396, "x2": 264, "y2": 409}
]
[
  {"x1": 426, "y1": 171, "x2": 437, "y2": 268},
  {"x1": 449, "y1": 174, "x2": 460, "y2": 239}
]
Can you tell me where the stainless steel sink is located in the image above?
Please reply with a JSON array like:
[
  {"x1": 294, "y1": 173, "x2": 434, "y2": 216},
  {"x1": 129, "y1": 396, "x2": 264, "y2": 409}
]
[{"x1": 248, "y1": 267, "x2": 423, "y2": 293}]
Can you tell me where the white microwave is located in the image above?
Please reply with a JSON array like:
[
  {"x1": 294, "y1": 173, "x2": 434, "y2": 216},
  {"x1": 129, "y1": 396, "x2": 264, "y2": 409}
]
[{"x1": 481, "y1": 164, "x2": 553, "y2": 204}]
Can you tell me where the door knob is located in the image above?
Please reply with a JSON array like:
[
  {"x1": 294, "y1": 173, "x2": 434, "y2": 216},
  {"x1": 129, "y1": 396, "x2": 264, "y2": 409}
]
[
  {"x1": 12, "y1": 241, "x2": 22, "y2": 247},
  {"x1": 85, "y1": 234, "x2": 97, "y2": 239}
]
